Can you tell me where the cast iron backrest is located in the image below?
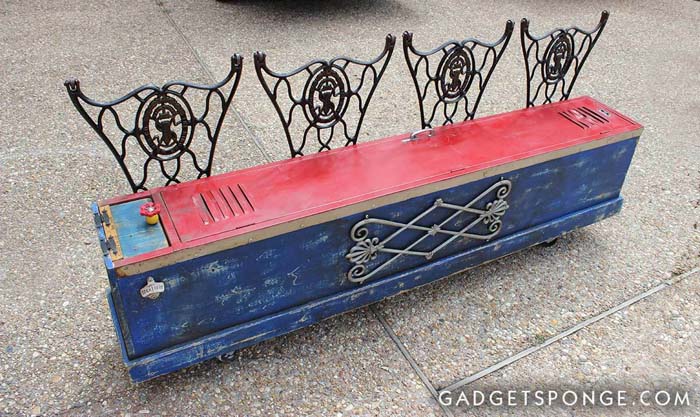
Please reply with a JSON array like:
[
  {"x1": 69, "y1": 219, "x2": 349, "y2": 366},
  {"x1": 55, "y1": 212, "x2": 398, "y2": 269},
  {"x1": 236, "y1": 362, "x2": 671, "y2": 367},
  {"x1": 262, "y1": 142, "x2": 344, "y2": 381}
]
[
  {"x1": 403, "y1": 21, "x2": 514, "y2": 128},
  {"x1": 521, "y1": 11, "x2": 609, "y2": 107},
  {"x1": 254, "y1": 35, "x2": 396, "y2": 158},
  {"x1": 64, "y1": 55, "x2": 243, "y2": 192}
]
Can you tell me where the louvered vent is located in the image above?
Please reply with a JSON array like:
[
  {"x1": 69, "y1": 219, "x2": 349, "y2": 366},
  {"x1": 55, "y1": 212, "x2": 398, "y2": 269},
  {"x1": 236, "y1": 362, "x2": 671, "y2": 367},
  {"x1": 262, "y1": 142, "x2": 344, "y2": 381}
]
[
  {"x1": 559, "y1": 106, "x2": 610, "y2": 129},
  {"x1": 192, "y1": 184, "x2": 255, "y2": 225}
]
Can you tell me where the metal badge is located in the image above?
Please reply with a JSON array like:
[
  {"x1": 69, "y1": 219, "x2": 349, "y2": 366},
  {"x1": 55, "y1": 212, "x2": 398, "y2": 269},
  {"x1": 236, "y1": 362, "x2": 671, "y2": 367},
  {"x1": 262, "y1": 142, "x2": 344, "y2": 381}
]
[{"x1": 140, "y1": 277, "x2": 165, "y2": 300}]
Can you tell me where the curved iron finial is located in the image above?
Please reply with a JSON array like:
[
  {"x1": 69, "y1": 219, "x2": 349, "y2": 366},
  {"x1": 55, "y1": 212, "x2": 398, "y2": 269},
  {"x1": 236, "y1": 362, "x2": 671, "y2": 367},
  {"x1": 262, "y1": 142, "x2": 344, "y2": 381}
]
[
  {"x1": 64, "y1": 55, "x2": 243, "y2": 193},
  {"x1": 403, "y1": 21, "x2": 514, "y2": 128},
  {"x1": 254, "y1": 35, "x2": 396, "y2": 158},
  {"x1": 521, "y1": 11, "x2": 609, "y2": 107}
]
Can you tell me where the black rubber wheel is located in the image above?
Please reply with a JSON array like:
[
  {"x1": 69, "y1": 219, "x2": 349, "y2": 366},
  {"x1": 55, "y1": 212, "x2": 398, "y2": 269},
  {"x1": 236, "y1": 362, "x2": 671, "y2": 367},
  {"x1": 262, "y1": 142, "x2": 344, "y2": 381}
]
[
  {"x1": 217, "y1": 351, "x2": 238, "y2": 363},
  {"x1": 540, "y1": 238, "x2": 559, "y2": 247}
]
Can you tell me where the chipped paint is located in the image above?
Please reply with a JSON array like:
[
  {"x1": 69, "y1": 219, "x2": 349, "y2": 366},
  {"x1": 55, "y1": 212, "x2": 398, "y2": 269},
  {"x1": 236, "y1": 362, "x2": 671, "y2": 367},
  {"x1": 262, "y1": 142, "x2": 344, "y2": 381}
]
[
  {"x1": 612, "y1": 147, "x2": 629, "y2": 160},
  {"x1": 287, "y1": 266, "x2": 301, "y2": 286},
  {"x1": 255, "y1": 249, "x2": 277, "y2": 261},
  {"x1": 531, "y1": 167, "x2": 561, "y2": 177},
  {"x1": 302, "y1": 234, "x2": 330, "y2": 250},
  {"x1": 203, "y1": 261, "x2": 225, "y2": 274},
  {"x1": 214, "y1": 286, "x2": 255, "y2": 305}
]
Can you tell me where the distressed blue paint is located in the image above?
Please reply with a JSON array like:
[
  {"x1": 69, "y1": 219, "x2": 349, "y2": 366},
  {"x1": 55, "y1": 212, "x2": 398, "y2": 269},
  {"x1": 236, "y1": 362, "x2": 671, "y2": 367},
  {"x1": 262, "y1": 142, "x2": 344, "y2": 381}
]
[
  {"x1": 95, "y1": 138, "x2": 638, "y2": 381},
  {"x1": 108, "y1": 197, "x2": 623, "y2": 382},
  {"x1": 110, "y1": 198, "x2": 168, "y2": 258}
]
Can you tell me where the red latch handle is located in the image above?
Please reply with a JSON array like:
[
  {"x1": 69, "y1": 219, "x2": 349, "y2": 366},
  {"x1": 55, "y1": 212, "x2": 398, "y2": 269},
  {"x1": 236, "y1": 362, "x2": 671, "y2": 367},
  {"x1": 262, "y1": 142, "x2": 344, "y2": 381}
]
[
  {"x1": 140, "y1": 202, "x2": 161, "y2": 225},
  {"x1": 140, "y1": 202, "x2": 161, "y2": 217}
]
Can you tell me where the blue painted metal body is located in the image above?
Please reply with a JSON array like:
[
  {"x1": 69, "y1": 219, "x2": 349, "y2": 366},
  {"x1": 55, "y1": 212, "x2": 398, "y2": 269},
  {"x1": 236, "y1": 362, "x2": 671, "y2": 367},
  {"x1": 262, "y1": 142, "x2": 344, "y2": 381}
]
[{"x1": 96, "y1": 137, "x2": 638, "y2": 382}]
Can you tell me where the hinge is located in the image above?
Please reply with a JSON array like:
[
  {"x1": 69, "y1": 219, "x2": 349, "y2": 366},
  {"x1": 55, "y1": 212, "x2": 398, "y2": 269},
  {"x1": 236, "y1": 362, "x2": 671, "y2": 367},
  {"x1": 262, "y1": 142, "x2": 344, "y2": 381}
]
[
  {"x1": 100, "y1": 208, "x2": 111, "y2": 226},
  {"x1": 99, "y1": 236, "x2": 119, "y2": 257},
  {"x1": 96, "y1": 205, "x2": 124, "y2": 261},
  {"x1": 94, "y1": 207, "x2": 112, "y2": 228}
]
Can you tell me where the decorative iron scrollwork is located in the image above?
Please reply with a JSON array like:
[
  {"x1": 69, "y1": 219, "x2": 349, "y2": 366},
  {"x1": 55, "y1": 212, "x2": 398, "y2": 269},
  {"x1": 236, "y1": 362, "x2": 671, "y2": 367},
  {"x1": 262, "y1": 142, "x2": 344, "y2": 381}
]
[
  {"x1": 254, "y1": 35, "x2": 396, "y2": 158},
  {"x1": 403, "y1": 21, "x2": 513, "y2": 128},
  {"x1": 345, "y1": 179, "x2": 512, "y2": 284},
  {"x1": 64, "y1": 55, "x2": 243, "y2": 192},
  {"x1": 521, "y1": 11, "x2": 609, "y2": 107}
]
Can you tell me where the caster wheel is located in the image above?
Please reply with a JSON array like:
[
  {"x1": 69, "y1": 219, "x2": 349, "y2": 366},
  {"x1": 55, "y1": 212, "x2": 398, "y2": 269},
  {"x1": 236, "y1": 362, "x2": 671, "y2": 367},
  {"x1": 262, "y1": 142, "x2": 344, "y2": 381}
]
[
  {"x1": 540, "y1": 238, "x2": 558, "y2": 247},
  {"x1": 217, "y1": 351, "x2": 238, "y2": 363}
]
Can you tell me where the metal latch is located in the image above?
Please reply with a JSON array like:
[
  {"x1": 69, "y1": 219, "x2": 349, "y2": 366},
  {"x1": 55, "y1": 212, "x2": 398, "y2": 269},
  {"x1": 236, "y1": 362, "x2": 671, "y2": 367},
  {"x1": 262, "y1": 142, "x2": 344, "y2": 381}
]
[
  {"x1": 140, "y1": 277, "x2": 165, "y2": 300},
  {"x1": 403, "y1": 127, "x2": 434, "y2": 142}
]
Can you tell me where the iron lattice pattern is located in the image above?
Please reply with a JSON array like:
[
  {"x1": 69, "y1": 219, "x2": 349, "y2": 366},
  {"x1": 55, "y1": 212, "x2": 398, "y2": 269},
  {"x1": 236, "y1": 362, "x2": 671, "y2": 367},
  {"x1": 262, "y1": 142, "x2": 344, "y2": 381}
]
[
  {"x1": 64, "y1": 55, "x2": 243, "y2": 192},
  {"x1": 345, "y1": 179, "x2": 512, "y2": 284},
  {"x1": 402, "y1": 21, "x2": 514, "y2": 128},
  {"x1": 521, "y1": 11, "x2": 609, "y2": 107},
  {"x1": 254, "y1": 35, "x2": 396, "y2": 158}
]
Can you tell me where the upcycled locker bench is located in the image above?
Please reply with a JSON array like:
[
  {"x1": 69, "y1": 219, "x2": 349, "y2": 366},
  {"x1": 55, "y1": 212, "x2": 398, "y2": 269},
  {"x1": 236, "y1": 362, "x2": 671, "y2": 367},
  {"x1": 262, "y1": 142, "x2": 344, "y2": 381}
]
[
  {"x1": 64, "y1": 12, "x2": 633, "y2": 382},
  {"x1": 92, "y1": 96, "x2": 642, "y2": 381}
]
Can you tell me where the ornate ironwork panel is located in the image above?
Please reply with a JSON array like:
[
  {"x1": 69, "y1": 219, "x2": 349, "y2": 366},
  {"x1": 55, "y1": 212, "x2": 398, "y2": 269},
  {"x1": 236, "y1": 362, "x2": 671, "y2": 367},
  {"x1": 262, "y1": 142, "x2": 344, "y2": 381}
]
[
  {"x1": 345, "y1": 178, "x2": 512, "y2": 284},
  {"x1": 521, "y1": 11, "x2": 609, "y2": 107},
  {"x1": 403, "y1": 21, "x2": 514, "y2": 128},
  {"x1": 254, "y1": 35, "x2": 396, "y2": 158},
  {"x1": 64, "y1": 55, "x2": 243, "y2": 192}
]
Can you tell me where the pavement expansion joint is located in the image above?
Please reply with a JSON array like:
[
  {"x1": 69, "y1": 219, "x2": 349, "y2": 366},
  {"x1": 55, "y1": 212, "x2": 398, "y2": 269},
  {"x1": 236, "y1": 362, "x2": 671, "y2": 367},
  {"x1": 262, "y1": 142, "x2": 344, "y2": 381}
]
[
  {"x1": 154, "y1": 0, "x2": 274, "y2": 164},
  {"x1": 370, "y1": 305, "x2": 455, "y2": 417},
  {"x1": 439, "y1": 266, "x2": 700, "y2": 394}
]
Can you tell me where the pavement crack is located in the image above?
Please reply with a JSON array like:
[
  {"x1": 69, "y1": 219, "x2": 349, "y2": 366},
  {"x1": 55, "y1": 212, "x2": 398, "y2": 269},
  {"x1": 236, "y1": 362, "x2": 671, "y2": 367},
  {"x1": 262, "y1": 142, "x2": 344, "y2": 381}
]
[{"x1": 154, "y1": 0, "x2": 273, "y2": 164}]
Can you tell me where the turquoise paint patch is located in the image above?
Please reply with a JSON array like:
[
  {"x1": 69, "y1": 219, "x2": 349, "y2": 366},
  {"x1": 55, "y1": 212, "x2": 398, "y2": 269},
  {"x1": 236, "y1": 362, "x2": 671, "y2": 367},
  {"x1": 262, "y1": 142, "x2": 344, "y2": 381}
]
[{"x1": 111, "y1": 198, "x2": 169, "y2": 258}]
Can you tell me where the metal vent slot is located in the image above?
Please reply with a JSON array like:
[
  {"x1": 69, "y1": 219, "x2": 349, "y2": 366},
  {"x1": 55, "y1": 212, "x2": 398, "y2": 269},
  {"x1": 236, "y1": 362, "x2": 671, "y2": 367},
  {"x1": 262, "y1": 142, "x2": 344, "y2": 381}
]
[
  {"x1": 559, "y1": 106, "x2": 610, "y2": 129},
  {"x1": 192, "y1": 184, "x2": 255, "y2": 225}
]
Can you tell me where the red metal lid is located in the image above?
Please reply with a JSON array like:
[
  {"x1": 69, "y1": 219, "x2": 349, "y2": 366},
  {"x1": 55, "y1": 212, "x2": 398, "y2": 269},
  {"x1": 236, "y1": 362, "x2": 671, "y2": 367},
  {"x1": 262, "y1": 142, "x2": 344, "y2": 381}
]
[{"x1": 158, "y1": 96, "x2": 642, "y2": 244}]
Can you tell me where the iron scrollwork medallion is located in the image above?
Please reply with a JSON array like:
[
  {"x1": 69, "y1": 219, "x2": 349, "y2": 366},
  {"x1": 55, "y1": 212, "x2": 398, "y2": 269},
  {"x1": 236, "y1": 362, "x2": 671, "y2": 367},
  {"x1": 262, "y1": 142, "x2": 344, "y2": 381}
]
[
  {"x1": 345, "y1": 179, "x2": 512, "y2": 284},
  {"x1": 543, "y1": 33, "x2": 574, "y2": 84},
  {"x1": 304, "y1": 65, "x2": 349, "y2": 128},
  {"x1": 438, "y1": 47, "x2": 475, "y2": 101},
  {"x1": 139, "y1": 93, "x2": 192, "y2": 160},
  {"x1": 520, "y1": 11, "x2": 609, "y2": 107}
]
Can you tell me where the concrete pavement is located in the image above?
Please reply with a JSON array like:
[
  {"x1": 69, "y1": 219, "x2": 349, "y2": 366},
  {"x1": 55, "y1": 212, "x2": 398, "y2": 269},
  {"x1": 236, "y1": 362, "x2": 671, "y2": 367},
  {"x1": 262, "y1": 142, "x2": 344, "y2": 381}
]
[{"x1": 0, "y1": 1, "x2": 698, "y2": 416}]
